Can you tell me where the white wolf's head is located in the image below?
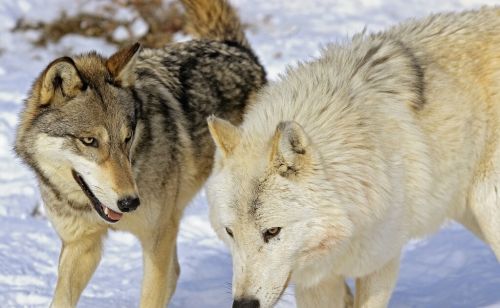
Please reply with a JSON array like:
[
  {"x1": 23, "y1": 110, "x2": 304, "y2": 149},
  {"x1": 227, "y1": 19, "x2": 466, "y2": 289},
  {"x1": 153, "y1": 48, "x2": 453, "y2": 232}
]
[{"x1": 206, "y1": 117, "x2": 355, "y2": 308}]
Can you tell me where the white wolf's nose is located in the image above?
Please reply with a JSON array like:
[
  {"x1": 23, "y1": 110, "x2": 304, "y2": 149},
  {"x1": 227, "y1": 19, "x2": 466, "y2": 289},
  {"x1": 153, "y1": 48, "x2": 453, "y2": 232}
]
[
  {"x1": 117, "y1": 196, "x2": 140, "y2": 212},
  {"x1": 233, "y1": 298, "x2": 260, "y2": 308}
]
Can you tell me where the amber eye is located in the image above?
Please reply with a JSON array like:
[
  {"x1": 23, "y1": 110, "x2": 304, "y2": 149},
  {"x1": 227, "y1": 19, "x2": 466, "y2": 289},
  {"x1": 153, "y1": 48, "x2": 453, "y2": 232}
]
[
  {"x1": 225, "y1": 227, "x2": 234, "y2": 238},
  {"x1": 80, "y1": 137, "x2": 98, "y2": 147},
  {"x1": 263, "y1": 227, "x2": 281, "y2": 243},
  {"x1": 125, "y1": 131, "x2": 133, "y2": 143}
]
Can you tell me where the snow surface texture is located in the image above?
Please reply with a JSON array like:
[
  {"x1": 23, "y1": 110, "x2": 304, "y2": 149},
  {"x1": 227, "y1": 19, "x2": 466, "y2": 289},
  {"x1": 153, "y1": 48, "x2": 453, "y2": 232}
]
[{"x1": 1, "y1": 0, "x2": 500, "y2": 307}]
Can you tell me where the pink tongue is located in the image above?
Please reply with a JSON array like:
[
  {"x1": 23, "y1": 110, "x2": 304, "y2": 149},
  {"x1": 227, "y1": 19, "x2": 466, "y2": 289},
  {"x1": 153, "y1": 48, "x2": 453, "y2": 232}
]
[{"x1": 106, "y1": 207, "x2": 123, "y2": 221}]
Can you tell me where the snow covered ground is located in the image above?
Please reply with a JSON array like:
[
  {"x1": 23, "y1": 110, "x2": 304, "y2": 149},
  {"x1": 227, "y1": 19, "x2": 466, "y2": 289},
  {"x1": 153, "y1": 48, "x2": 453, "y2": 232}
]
[{"x1": 1, "y1": 0, "x2": 500, "y2": 307}]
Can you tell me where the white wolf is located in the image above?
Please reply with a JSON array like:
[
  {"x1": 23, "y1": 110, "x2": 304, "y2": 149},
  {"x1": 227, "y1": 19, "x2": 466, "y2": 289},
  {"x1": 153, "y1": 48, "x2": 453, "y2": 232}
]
[{"x1": 206, "y1": 7, "x2": 500, "y2": 308}]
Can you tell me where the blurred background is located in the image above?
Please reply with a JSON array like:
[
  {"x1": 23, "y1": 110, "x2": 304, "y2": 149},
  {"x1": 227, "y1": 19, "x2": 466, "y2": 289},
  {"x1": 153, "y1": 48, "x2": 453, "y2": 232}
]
[{"x1": 0, "y1": 0, "x2": 499, "y2": 307}]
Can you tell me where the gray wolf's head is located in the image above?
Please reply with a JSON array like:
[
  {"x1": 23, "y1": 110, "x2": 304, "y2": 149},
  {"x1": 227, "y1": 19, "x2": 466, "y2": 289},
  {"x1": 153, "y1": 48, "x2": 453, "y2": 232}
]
[
  {"x1": 15, "y1": 43, "x2": 143, "y2": 223},
  {"x1": 206, "y1": 117, "x2": 354, "y2": 308}
]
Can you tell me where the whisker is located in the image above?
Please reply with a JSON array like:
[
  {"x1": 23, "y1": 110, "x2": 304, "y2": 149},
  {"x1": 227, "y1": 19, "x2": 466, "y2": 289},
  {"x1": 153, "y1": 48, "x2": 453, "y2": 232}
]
[{"x1": 89, "y1": 185, "x2": 106, "y2": 194}]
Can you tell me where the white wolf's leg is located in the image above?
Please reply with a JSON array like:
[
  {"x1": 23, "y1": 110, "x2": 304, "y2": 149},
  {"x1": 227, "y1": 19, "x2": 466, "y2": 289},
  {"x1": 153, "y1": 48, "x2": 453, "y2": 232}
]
[
  {"x1": 469, "y1": 172, "x2": 500, "y2": 260},
  {"x1": 354, "y1": 257, "x2": 400, "y2": 308},
  {"x1": 139, "y1": 219, "x2": 180, "y2": 308},
  {"x1": 50, "y1": 231, "x2": 104, "y2": 308},
  {"x1": 295, "y1": 275, "x2": 353, "y2": 308}
]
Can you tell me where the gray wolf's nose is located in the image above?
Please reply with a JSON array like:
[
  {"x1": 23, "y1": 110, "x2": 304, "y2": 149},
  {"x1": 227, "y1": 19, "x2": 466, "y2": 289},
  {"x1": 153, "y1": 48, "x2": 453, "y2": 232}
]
[
  {"x1": 233, "y1": 298, "x2": 260, "y2": 308},
  {"x1": 117, "y1": 196, "x2": 140, "y2": 212}
]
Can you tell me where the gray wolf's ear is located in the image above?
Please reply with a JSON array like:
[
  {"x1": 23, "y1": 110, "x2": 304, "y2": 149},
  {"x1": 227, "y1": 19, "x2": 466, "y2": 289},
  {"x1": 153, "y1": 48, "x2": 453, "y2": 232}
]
[
  {"x1": 106, "y1": 42, "x2": 141, "y2": 87},
  {"x1": 207, "y1": 115, "x2": 241, "y2": 157},
  {"x1": 40, "y1": 57, "x2": 84, "y2": 106},
  {"x1": 271, "y1": 121, "x2": 310, "y2": 177}
]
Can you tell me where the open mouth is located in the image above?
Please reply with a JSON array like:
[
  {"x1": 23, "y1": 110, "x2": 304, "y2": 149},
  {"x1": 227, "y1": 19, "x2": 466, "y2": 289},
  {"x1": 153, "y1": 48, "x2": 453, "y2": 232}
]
[{"x1": 71, "y1": 169, "x2": 123, "y2": 223}]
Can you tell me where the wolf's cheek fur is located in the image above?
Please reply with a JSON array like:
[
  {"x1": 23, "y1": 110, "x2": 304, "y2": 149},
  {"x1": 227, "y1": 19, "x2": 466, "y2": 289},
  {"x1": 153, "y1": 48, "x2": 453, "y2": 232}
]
[
  {"x1": 289, "y1": 220, "x2": 353, "y2": 287},
  {"x1": 33, "y1": 134, "x2": 69, "y2": 173},
  {"x1": 34, "y1": 134, "x2": 87, "y2": 204},
  {"x1": 34, "y1": 134, "x2": 121, "y2": 211}
]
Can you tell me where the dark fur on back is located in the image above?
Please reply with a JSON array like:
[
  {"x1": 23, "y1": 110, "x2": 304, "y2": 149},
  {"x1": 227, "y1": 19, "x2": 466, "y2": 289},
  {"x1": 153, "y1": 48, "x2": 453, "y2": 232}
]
[
  {"x1": 137, "y1": 39, "x2": 265, "y2": 154},
  {"x1": 131, "y1": 39, "x2": 266, "y2": 195}
]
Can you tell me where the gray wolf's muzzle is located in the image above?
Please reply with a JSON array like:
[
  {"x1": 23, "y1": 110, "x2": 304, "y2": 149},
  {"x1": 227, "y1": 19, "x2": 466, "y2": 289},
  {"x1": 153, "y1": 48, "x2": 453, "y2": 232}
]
[{"x1": 117, "y1": 196, "x2": 140, "y2": 212}]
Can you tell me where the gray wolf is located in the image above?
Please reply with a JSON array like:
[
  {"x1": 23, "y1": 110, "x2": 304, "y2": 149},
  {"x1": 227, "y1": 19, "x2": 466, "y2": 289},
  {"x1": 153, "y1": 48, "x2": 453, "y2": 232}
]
[
  {"x1": 206, "y1": 7, "x2": 500, "y2": 308},
  {"x1": 14, "y1": 0, "x2": 265, "y2": 306}
]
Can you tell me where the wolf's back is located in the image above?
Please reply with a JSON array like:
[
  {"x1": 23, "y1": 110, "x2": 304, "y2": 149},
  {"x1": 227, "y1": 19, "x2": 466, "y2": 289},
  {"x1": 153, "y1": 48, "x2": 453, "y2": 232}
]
[{"x1": 180, "y1": 0, "x2": 250, "y2": 49}]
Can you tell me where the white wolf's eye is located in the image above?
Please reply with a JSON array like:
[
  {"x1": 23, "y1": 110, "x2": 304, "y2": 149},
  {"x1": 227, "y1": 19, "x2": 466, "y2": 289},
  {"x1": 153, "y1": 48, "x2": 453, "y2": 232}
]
[
  {"x1": 80, "y1": 137, "x2": 98, "y2": 147},
  {"x1": 263, "y1": 227, "x2": 281, "y2": 243},
  {"x1": 225, "y1": 227, "x2": 234, "y2": 238}
]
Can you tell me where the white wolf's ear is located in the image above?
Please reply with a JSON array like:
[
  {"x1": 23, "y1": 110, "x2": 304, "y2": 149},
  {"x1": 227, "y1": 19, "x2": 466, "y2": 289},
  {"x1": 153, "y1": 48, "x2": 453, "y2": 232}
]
[
  {"x1": 271, "y1": 121, "x2": 310, "y2": 177},
  {"x1": 40, "y1": 57, "x2": 84, "y2": 106},
  {"x1": 106, "y1": 42, "x2": 141, "y2": 87},
  {"x1": 207, "y1": 115, "x2": 241, "y2": 157}
]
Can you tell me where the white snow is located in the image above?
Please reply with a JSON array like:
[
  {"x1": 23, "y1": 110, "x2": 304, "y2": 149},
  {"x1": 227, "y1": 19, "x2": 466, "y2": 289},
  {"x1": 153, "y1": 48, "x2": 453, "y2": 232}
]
[{"x1": 0, "y1": 0, "x2": 499, "y2": 307}]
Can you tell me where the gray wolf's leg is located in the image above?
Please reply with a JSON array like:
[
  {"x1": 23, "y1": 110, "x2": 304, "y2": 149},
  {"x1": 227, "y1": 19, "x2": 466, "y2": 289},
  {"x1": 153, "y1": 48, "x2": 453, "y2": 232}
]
[
  {"x1": 50, "y1": 231, "x2": 104, "y2": 308},
  {"x1": 139, "y1": 219, "x2": 180, "y2": 308}
]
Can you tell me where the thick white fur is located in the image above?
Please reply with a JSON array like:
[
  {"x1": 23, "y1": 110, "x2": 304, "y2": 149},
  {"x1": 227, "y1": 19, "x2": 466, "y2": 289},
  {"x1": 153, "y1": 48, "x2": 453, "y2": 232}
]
[{"x1": 207, "y1": 7, "x2": 500, "y2": 308}]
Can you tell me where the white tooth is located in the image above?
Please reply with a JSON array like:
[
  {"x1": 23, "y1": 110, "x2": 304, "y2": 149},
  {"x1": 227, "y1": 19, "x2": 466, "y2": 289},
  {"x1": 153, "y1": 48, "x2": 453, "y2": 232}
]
[{"x1": 104, "y1": 207, "x2": 109, "y2": 216}]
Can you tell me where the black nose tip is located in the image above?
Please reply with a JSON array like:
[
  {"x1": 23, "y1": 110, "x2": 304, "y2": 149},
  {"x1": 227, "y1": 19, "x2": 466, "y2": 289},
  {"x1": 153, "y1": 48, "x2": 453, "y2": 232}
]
[
  {"x1": 233, "y1": 298, "x2": 260, "y2": 308},
  {"x1": 117, "y1": 196, "x2": 140, "y2": 212}
]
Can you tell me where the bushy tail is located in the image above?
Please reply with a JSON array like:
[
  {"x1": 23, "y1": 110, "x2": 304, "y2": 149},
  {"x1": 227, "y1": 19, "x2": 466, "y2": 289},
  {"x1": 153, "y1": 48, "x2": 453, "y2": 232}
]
[{"x1": 180, "y1": 0, "x2": 250, "y2": 49}]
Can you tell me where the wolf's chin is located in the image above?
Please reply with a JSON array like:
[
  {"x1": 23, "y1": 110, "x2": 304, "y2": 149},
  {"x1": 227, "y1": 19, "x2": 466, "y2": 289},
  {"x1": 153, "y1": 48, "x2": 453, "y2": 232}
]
[{"x1": 71, "y1": 169, "x2": 123, "y2": 223}]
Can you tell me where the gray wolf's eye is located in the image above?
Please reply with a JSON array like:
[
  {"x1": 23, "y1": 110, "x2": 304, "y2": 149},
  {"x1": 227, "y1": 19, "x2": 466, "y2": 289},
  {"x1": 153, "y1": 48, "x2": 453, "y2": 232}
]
[
  {"x1": 225, "y1": 227, "x2": 234, "y2": 238},
  {"x1": 80, "y1": 137, "x2": 98, "y2": 147},
  {"x1": 125, "y1": 131, "x2": 133, "y2": 143},
  {"x1": 263, "y1": 227, "x2": 281, "y2": 243}
]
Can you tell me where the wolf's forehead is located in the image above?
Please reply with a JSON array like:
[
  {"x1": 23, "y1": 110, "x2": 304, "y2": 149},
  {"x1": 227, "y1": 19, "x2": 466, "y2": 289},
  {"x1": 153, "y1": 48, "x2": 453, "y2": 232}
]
[
  {"x1": 72, "y1": 80, "x2": 135, "y2": 122},
  {"x1": 226, "y1": 175, "x2": 268, "y2": 217},
  {"x1": 56, "y1": 100, "x2": 133, "y2": 138}
]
